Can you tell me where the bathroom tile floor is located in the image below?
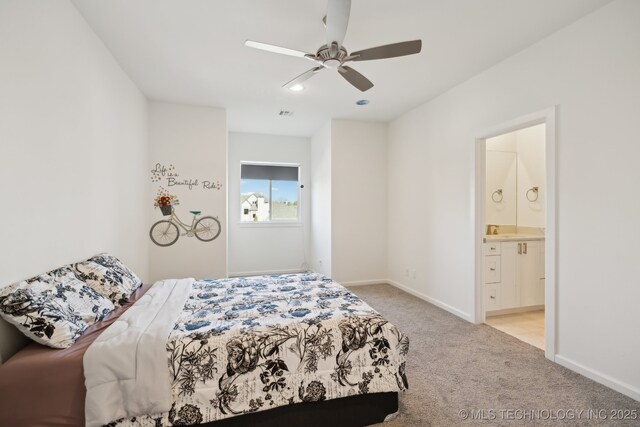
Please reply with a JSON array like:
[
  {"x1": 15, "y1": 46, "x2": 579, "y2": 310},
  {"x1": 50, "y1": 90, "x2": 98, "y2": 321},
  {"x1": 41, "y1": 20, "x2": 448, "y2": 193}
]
[{"x1": 485, "y1": 310, "x2": 544, "y2": 350}]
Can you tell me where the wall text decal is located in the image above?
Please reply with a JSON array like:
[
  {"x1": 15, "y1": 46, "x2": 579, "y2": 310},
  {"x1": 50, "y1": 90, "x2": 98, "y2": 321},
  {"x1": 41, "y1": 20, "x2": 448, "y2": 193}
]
[{"x1": 150, "y1": 163, "x2": 222, "y2": 191}]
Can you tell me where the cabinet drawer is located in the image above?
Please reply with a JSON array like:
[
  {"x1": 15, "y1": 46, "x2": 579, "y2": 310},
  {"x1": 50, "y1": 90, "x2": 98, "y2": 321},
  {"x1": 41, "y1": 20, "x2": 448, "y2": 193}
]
[
  {"x1": 484, "y1": 255, "x2": 501, "y2": 283},
  {"x1": 484, "y1": 283, "x2": 500, "y2": 311},
  {"x1": 483, "y1": 242, "x2": 501, "y2": 255}
]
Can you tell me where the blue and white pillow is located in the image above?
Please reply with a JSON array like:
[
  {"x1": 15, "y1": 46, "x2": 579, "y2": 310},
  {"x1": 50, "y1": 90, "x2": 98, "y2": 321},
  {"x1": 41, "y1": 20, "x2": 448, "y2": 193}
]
[
  {"x1": 73, "y1": 253, "x2": 142, "y2": 307},
  {"x1": 0, "y1": 266, "x2": 114, "y2": 349}
]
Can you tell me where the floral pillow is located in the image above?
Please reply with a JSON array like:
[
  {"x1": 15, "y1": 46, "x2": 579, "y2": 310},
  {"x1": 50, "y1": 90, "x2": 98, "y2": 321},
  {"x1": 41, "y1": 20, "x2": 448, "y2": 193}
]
[
  {"x1": 0, "y1": 266, "x2": 115, "y2": 349},
  {"x1": 73, "y1": 253, "x2": 142, "y2": 307}
]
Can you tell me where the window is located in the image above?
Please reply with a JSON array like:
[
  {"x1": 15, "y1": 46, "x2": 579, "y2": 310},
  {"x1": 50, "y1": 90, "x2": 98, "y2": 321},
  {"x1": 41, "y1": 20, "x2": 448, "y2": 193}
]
[{"x1": 240, "y1": 163, "x2": 300, "y2": 222}]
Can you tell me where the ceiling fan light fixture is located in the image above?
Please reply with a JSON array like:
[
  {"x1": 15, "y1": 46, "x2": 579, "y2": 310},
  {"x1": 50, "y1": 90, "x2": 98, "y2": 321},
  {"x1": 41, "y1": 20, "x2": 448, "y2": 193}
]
[
  {"x1": 323, "y1": 58, "x2": 342, "y2": 69},
  {"x1": 288, "y1": 84, "x2": 305, "y2": 92}
]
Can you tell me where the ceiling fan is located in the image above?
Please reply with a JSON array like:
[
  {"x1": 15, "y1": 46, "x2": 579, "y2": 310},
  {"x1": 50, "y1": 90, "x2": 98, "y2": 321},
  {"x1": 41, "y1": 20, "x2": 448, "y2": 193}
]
[{"x1": 244, "y1": 0, "x2": 422, "y2": 92}]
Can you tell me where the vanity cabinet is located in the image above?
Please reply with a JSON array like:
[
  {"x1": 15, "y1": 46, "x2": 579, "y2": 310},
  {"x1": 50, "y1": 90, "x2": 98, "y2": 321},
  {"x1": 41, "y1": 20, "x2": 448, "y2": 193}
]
[{"x1": 484, "y1": 239, "x2": 545, "y2": 313}]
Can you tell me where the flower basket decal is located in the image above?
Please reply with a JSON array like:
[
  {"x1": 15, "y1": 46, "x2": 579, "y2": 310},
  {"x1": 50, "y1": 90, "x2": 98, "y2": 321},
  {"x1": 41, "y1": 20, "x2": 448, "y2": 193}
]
[{"x1": 154, "y1": 187, "x2": 179, "y2": 216}]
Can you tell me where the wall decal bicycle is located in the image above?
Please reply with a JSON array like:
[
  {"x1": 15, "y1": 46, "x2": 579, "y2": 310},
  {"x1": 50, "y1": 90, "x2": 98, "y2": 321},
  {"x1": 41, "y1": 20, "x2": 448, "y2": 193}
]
[{"x1": 150, "y1": 206, "x2": 221, "y2": 247}]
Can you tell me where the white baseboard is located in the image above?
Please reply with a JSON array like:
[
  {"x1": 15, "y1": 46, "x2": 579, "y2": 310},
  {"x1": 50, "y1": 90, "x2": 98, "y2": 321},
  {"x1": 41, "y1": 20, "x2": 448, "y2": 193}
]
[
  {"x1": 386, "y1": 279, "x2": 473, "y2": 322},
  {"x1": 341, "y1": 279, "x2": 388, "y2": 287},
  {"x1": 228, "y1": 268, "x2": 306, "y2": 278},
  {"x1": 554, "y1": 355, "x2": 640, "y2": 402}
]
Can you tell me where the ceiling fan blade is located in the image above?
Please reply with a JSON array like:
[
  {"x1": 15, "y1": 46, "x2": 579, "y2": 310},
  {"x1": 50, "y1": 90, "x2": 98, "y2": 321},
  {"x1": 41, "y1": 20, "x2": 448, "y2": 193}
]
[
  {"x1": 326, "y1": 0, "x2": 351, "y2": 48},
  {"x1": 337, "y1": 66, "x2": 373, "y2": 92},
  {"x1": 283, "y1": 67, "x2": 324, "y2": 89},
  {"x1": 350, "y1": 40, "x2": 422, "y2": 62},
  {"x1": 245, "y1": 40, "x2": 311, "y2": 59}
]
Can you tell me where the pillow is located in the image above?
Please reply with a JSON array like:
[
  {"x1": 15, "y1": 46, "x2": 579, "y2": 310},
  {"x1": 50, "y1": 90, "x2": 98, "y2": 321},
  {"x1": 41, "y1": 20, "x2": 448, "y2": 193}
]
[
  {"x1": 0, "y1": 266, "x2": 115, "y2": 349},
  {"x1": 73, "y1": 253, "x2": 142, "y2": 306}
]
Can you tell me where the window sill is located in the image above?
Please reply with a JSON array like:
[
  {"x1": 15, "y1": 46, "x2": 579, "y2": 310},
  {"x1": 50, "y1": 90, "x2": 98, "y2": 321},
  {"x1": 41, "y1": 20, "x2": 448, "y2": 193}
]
[{"x1": 238, "y1": 221, "x2": 302, "y2": 228}]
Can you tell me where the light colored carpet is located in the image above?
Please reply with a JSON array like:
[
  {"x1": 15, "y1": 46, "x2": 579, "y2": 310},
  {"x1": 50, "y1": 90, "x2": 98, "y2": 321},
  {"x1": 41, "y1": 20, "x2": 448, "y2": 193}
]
[{"x1": 348, "y1": 284, "x2": 639, "y2": 427}]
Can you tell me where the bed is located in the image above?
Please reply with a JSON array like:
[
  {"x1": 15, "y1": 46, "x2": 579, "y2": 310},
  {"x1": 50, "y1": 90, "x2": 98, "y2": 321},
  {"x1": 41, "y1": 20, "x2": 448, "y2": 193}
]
[{"x1": 0, "y1": 271, "x2": 408, "y2": 427}]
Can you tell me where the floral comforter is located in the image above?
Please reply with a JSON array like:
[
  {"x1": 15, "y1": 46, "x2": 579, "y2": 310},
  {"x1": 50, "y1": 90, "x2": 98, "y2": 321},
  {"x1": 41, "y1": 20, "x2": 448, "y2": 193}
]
[{"x1": 113, "y1": 273, "x2": 409, "y2": 426}]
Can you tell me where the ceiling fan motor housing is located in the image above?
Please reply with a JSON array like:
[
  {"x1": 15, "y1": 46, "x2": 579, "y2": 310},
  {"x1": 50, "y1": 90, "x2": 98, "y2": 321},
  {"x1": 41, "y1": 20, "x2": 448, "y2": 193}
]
[{"x1": 317, "y1": 44, "x2": 348, "y2": 68}]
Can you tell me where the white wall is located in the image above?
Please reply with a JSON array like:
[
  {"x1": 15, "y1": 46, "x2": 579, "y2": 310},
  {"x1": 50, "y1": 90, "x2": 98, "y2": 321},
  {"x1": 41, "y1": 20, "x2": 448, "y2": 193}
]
[
  {"x1": 309, "y1": 120, "x2": 388, "y2": 284},
  {"x1": 331, "y1": 120, "x2": 388, "y2": 285},
  {"x1": 310, "y1": 123, "x2": 332, "y2": 277},
  {"x1": 0, "y1": 0, "x2": 149, "y2": 362},
  {"x1": 228, "y1": 132, "x2": 310, "y2": 276},
  {"x1": 388, "y1": 0, "x2": 640, "y2": 399},
  {"x1": 148, "y1": 102, "x2": 227, "y2": 282}
]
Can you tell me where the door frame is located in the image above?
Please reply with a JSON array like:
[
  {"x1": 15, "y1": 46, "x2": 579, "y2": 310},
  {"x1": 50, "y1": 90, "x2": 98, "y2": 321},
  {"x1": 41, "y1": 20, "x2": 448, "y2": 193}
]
[{"x1": 473, "y1": 107, "x2": 557, "y2": 360}]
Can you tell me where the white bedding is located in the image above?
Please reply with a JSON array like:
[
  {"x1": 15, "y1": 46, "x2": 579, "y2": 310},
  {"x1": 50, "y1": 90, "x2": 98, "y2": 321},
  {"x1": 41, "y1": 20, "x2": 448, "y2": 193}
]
[
  {"x1": 85, "y1": 273, "x2": 409, "y2": 426},
  {"x1": 83, "y1": 278, "x2": 193, "y2": 427}
]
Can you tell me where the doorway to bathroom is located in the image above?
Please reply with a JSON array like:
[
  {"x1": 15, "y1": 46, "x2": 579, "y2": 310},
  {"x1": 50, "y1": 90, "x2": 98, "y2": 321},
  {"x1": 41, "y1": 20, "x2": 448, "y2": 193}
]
[{"x1": 474, "y1": 108, "x2": 557, "y2": 361}]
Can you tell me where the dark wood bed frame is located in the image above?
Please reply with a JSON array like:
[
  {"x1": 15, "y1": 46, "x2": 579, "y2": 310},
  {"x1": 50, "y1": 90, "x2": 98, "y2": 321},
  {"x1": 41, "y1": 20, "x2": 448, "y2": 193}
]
[{"x1": 205, "y1": 392, "x2": 398, "y2": 427}]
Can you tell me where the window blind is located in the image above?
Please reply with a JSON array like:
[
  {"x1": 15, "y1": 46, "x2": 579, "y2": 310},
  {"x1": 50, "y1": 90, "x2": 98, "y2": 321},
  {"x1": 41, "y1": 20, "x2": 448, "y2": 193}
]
[{"x1": 241, "y1": 164, "x2": 299, "y2": 181}]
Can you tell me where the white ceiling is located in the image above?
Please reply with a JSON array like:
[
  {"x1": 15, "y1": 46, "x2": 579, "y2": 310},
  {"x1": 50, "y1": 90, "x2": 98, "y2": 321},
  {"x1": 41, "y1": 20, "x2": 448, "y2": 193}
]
[{"x1": 72, "y1": 0, "x2": 612, "y2": 137}]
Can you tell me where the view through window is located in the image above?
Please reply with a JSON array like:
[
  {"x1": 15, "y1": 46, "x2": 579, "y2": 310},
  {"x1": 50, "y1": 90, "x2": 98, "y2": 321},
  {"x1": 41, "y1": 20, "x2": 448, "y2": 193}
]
[{"x1": 240, "y1": 164, "x2": 299, "y2": 222}]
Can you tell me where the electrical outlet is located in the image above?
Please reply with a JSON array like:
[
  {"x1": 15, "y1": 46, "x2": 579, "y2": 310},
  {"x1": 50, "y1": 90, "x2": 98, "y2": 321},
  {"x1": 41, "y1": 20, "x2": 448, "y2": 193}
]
[{"x1": 405, "y1": 268, "x2": 409, "y2": 277}]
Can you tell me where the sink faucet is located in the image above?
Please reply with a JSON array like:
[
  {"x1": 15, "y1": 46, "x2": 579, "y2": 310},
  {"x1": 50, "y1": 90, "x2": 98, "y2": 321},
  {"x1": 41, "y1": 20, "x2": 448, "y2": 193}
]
[{"x1": 486, "y1": 225, "x2": 500, "y2": 235}]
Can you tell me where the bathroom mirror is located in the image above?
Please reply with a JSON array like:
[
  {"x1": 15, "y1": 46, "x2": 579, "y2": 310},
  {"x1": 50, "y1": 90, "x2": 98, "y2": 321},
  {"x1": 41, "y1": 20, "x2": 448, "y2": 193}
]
[
  {"x1": 486, "y1": 150, "x2": 517, "y2": 227},
  {"x1": 485, "y1": 123, "x2": 546, "y2": 231}
]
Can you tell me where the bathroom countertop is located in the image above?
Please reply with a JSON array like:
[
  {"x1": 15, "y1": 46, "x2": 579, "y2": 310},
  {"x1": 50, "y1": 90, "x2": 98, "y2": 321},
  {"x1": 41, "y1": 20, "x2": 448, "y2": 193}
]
[{"x1": 484, "y1": 234, "x2": 545, "y2": 242}]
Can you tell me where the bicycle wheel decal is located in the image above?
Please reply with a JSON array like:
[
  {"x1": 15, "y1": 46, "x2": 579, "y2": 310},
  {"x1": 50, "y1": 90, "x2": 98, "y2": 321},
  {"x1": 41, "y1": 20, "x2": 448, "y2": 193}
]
[
  {"x1": 194, "y1": 216, "x2": 221, "y2": 242},
  {"x1": 150, "y1": 220, "x2": 180, "y2": 246}
]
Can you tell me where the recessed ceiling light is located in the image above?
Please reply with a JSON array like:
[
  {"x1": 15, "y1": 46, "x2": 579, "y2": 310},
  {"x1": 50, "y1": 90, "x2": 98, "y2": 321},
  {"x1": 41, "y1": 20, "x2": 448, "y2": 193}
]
[
  {"x1": 289, "y1": 84, "x2": 304, "y2": 92},
  {"x1": 356, "y1": 99, "x2": 370, "y2": 105}
]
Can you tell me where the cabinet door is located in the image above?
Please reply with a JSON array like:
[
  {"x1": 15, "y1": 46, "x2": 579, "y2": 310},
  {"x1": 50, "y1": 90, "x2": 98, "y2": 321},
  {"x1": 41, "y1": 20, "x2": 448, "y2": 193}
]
[
  {"x1": 539, "y1": 241, "x2": 545, "y2": 279},
  {"x1": 500, "y1": 242, "x2": 519, "y2": 309},
  {"x1": 520, "y1": 241, "x2": 543, "y2": 307}
]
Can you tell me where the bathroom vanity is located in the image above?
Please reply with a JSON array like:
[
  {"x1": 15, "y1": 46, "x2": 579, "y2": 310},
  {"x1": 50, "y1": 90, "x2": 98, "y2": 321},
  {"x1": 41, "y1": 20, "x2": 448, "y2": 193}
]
[{"x1": 483, "y1": 235, "x2": 545, "y2": 315}]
